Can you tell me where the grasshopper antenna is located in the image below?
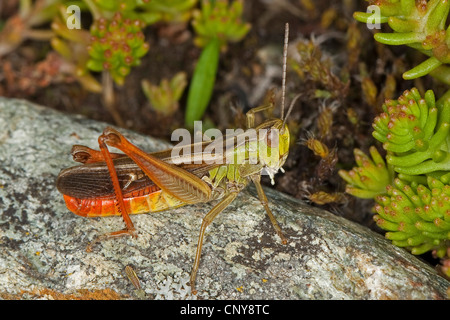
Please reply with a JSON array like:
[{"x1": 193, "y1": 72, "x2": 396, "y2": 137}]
[
  {"x1": 281, "y1": 22, "x2": 289, "y2": 121},
  {"x1": 280, "y1": 23, "x2": 300, "y2": 132}
]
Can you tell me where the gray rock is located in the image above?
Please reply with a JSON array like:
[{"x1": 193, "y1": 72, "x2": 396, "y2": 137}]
[{"x1": 0, "y1": 97, "x2": 449, "y2": 300}]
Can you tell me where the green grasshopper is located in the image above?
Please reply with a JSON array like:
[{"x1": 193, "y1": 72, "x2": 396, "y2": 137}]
[{"x1": 56, "y1": 23, "x2": 297, "y2": 294}]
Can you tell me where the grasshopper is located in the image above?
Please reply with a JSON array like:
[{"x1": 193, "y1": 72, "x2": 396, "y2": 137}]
[{"x1": 56, "y1": 23, "x2": 297, "y2": 294}]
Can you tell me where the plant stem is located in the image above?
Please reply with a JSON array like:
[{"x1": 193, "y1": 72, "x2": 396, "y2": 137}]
[{"x1": 102, "y1": 71, "x2": 125, "y2": 127}]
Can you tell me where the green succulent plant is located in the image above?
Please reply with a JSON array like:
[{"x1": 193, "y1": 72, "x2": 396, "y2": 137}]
[
  {"x1": 338, "y1": 146, "x2": 394, "y2": 199},
  {"x1": 89, "y1": 0, "x2": 198, "y2": 25},
  {"x1": 340, "y1": 87, "x2": 450, "y2": 257},
  {"x1": 185, "y1": 0, "x2": 251, "y2": 128},
  {"x1": 354, "y1": 0, "x2": 450, "y2": 82},
  {"x1": 137, "y1": 0, "x2": 198, "y2": 25},
  {"x1": 374, "y1": 175, "x2": 450, "y2": 257},
  {"x1": 372, "y1": 88, "x2": 450, "y2": 175},
  {"x1": 141, "y1": 71, "x2": 188, "y2": 116},
  {"x1": 191, "y1": 0, "x2": 251, "y2": 50},
  {"x1": 342, "y1": 1, "x2": 450, "y2": 271},
  {"x1": 86, "y1": 0, "x2": 139, "y2": 19},
  {"x1": 87, "y1": 12, "x2": 150, "y2": 85}
]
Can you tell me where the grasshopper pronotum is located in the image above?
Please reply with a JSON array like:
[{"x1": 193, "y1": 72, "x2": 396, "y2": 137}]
[{"x1": 56, "y1": 23, "x2": 298, "y2": 294}]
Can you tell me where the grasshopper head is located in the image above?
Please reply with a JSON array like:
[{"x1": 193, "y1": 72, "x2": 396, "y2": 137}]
[
  {"x1": 256, "y1": 119, "x2": 290, "y2": 184},
  {"x1": 252, "y1": 22, "x2": 296, "y2": 185}
]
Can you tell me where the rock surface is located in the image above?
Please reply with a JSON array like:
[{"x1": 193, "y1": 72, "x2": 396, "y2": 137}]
[{"x1": 0, "y1": 98, "x2": 449, "y2": 300}]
